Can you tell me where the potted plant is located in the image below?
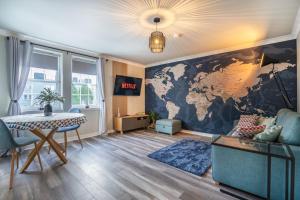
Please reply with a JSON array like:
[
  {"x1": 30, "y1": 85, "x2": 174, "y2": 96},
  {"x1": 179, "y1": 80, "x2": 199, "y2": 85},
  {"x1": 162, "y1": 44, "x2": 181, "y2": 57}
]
[
  {"x1": 35, "y1": 88, "x2": 65, "y2": 116},
  {"x1": 148, "y1": 111, "x2": 159, "y2": 129}
]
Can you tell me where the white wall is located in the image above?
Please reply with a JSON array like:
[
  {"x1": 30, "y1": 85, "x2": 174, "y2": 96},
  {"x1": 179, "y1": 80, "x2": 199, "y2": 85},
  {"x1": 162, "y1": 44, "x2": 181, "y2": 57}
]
[
  {"x1": 298, "y1": 32, "x2": 300, "y2": 112},
  {"x1": 0, "y1": 36, "x2": 10, "y2": 117}
]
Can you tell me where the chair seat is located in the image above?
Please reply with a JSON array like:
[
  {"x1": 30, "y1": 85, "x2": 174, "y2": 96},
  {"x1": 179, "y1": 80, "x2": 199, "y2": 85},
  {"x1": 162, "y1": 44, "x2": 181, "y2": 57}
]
[
  {"x1": 57, "y1": 125, "x2": 80, "y2": 132},
  {"x1": 14, "y1": 135, "x2": 39, "y2": 147}
]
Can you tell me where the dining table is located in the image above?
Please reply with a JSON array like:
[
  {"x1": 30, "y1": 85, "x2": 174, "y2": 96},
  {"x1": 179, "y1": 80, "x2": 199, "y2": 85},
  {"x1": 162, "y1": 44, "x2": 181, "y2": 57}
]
[{"x1": 1, "y1": 112, "x2": 87, "y2": 173}]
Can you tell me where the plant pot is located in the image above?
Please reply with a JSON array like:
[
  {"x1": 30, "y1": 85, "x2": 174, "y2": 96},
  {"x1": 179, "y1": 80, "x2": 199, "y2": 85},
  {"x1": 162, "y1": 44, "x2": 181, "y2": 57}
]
[{"x1": 44, "y1": 104, "x2": 52, "y2": 116}]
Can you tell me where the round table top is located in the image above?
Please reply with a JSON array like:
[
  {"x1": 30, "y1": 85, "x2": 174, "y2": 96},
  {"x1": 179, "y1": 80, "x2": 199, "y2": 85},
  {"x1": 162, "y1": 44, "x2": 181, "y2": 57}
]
[{"x1": 1, "y1": 113, "x2": 87, "y2": 130}]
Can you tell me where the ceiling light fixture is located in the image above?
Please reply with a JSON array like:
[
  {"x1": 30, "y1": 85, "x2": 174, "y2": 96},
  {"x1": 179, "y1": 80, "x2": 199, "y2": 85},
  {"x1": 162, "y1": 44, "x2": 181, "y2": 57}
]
[{"x1": 149, "y1": 17, "x2": 166, "y2": 53}]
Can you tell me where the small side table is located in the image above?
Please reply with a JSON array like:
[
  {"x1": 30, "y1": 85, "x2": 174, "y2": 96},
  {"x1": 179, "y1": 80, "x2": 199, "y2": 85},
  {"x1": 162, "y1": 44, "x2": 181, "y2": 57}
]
[{"x1": 212, "y1": 136, "x2": 295, "y2": 200}]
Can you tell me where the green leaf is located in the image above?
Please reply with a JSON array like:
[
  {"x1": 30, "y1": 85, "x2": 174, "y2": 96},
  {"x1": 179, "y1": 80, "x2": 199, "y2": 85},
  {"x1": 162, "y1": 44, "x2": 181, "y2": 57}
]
[{"x1": 34, "y1": 88, "x2": 65, "y2": 106}]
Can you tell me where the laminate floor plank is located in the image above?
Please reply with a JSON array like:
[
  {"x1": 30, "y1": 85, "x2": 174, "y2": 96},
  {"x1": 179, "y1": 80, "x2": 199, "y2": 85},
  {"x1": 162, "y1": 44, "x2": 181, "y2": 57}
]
[{"x1": 0, "y1": 131, "x2": 249, "y2": 200}]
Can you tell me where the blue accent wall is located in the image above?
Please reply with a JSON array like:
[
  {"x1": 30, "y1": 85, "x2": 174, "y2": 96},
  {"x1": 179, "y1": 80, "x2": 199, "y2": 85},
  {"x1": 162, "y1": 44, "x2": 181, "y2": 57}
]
[{"x1": 145, "y1": 40, "x2": 297, "y2": 134}]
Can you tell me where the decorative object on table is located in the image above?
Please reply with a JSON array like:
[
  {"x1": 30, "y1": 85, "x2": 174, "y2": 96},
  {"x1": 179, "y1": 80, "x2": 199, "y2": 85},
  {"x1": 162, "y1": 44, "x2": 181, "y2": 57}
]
[
  {"x1": 148, "y1": 111, "x2": 159, "y2": 129},
  {"x1": 49, "y1": 108, "x2": 83, "y2": 156},
  {"x1": 0, "y1": 119, "x2": 43, "y2": 189},
  {"x1": 253, "y1": 125, "x2": 282, "y2": 142},
  {"x1": 260, "y1": 53, "x2": 294, "y2": 109},
  {"x1": 148, "y1": 139, "x2": 211, "y2": 176},
  {"x1": 1, "y1": 113, "x2": 87, "y2": 174},
  {"x1": 155, "y1": 119, "x2": 181, "y2": 135},
  {"x1": 149, "y1": 17, "x2": 166, "y2": 53},
  {"x1": 35, "y1": 88, "x2": 65, "y2": 116}
]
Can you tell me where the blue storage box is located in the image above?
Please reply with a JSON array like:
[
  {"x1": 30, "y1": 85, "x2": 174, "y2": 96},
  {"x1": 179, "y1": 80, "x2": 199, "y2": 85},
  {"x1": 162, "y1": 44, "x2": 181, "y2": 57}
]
[{"x1": 155, "y1": 119, "x2": 182, "y2": 135}]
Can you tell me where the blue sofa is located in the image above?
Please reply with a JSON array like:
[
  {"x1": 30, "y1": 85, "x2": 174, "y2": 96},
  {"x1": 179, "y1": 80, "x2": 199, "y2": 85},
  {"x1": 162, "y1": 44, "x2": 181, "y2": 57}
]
[{"x1": 212, "y1": 109, "x2": 300, "y2": 199}]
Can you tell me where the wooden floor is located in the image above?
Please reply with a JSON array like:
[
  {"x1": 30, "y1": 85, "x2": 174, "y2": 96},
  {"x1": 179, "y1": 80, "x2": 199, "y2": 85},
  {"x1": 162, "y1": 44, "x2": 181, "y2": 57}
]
[{"x1": 0, "y1": 130, "x2": 241, "y2": 200}]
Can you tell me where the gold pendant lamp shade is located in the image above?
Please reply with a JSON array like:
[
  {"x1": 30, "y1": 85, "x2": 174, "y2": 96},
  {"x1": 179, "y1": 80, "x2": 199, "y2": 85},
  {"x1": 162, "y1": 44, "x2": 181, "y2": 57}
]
[{"x1": 149, "y1": 17, "x2": 166, "y2": 53}]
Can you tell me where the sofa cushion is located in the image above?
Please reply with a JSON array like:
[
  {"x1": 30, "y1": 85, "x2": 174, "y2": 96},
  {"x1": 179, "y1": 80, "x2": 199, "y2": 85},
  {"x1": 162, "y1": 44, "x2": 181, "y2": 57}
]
[
  {"x1": 277, "y1": 109, "x2": 300, "y2": 145},
  {"x1": 232, "y1": 125, "x2": 265, "y2": 138},
  {"x1": 253, "y1": 125, "x2": 282, "y2": 142},
  {"x1": 236, "y1": 115, "x2": 259, "y2": 127},
  {"x1": 257, "y1": 117, "x2": 276, "y2": 128}
]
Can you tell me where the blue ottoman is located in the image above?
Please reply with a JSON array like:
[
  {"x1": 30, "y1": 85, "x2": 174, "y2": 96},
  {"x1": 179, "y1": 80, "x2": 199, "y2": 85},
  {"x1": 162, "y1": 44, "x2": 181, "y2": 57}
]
[{"x1": 155, "y1": 119, "x2": 182, "y2": 135}]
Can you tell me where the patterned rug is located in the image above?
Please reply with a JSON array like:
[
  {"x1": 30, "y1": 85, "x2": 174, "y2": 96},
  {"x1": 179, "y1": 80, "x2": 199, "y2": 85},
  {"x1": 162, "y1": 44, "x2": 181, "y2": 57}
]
[{"x1": 148, "y1": 139, "x2": 211, "y2": 176}]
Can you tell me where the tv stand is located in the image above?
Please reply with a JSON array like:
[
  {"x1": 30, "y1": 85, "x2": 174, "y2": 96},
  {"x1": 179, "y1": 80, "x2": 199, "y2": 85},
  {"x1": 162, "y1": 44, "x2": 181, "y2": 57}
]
[{"x1": 114, "y1": 114, "x2": 149, "y2": 134}]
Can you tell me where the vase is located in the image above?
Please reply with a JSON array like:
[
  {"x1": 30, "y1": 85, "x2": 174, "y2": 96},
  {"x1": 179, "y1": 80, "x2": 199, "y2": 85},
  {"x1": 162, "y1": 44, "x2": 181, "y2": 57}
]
[{"x1": 44, "y1": 104, "x2": 52, "y2": 116}]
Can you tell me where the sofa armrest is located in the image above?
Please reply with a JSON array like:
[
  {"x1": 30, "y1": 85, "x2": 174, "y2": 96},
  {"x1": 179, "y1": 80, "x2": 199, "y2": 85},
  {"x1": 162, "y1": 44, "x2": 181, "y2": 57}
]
[{"x1": 289, "y1": 145, "x2": 300, "y2": 200}]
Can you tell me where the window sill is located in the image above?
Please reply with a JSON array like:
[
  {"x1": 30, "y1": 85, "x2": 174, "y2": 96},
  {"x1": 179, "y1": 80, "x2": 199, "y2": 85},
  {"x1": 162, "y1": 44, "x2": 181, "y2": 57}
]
[{"x1": 71, "y1": 106, "x2": 100, "y2": 111}]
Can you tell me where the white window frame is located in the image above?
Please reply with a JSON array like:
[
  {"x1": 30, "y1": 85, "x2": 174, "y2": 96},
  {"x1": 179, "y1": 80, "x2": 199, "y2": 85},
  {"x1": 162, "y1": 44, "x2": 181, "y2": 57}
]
[
  {"x1": 71, "y1": 55, "x2": 98, "y2": 108},
  {"x1": 20, "y1": 47, "x2": 63, "y2": 112}
]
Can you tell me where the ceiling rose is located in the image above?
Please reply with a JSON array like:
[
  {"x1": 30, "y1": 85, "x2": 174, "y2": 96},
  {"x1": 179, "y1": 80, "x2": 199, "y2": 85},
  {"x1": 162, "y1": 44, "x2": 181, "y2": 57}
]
[{"x1": 139, "y1": 8, "x2": 175, "y2": 29}]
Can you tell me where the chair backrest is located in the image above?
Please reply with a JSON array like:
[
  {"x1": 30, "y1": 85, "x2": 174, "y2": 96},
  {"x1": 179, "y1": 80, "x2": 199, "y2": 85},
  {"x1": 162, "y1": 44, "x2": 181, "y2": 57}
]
[
  {"x1": 0, "y1": 119, "x2": 16, "y2": 150},
  {"x1": 69, "y1": 108, "x2": 81, "y2": 113}
]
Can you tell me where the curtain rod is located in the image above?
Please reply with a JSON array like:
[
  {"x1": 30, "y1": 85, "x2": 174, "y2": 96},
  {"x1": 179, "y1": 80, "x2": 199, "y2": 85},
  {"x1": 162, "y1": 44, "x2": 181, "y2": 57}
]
[{"x1": 6, "y1": 36, "x2": 99, "y2": 60}]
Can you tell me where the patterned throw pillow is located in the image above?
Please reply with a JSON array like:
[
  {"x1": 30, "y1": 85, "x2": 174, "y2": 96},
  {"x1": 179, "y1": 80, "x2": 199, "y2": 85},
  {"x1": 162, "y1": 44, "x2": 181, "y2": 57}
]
[
  {"x1": 236, "y1": 115, "x2": 259, "y2": 128},
  {"x1": 232, "y1": 125, "x2": 266, "y2": 138}
]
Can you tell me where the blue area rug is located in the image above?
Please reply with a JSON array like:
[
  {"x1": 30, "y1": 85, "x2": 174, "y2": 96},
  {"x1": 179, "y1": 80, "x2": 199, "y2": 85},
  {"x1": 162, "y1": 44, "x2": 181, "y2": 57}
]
[{"x1": 148, "y1": 139, "x2": 211, "y2": 176}]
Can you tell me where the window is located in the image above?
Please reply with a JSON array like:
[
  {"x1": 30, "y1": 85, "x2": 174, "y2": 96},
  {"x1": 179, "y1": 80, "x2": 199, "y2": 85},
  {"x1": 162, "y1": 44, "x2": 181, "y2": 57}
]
[
  {"x1": 71, "y1": 57, "x2": 97, "y2": 107},
  {"x1": 34, "y1": 72, "x2": 45, "y2": 80},
  {"x1": 72, "y1": 77, "x2": 78, "y2": 83},
  {"x1": 19, "y1": 49, "x2": 62, "y2": 111}
]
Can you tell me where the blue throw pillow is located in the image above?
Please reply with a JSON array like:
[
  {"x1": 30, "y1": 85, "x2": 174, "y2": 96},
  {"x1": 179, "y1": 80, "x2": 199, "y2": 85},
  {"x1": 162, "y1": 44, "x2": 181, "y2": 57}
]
[
  {"x1": 276, "y1": 109, "x2": 300, "y2": 145},
  {"x1": 253, "y1": 125, "x2": 282, "y2": 142}
]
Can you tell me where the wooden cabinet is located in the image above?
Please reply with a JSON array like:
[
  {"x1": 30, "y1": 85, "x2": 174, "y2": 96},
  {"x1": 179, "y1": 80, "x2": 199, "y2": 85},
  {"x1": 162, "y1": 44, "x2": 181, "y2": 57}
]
[{"x1": 114, "y1": 115, "x2": 149, "y2": 134}]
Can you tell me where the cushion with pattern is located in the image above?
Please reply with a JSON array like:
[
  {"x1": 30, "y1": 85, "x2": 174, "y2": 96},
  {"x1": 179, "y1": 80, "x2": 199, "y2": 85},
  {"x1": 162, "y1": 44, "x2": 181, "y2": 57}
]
[
  {"x1": 236, "y1": 115, "x2": 259, "y2": 128},
  {"x1": 233, "y1": 125, "x2": 266, "y2": 138}
]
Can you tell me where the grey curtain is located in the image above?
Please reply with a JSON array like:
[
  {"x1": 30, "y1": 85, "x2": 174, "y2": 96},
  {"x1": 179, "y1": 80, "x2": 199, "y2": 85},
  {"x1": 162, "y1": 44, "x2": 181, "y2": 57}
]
[
  {"x1": 7, "y1": 37, "x2": 33, "y2": 116},
  {"x1": 97, "y1": 58, "x2": 107, "y2": 134}
]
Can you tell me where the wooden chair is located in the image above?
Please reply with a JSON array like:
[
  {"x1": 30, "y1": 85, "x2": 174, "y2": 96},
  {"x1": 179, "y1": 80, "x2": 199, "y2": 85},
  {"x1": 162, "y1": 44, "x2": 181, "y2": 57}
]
[
  {"x1": 0, "y1": 119, "x2": 43, "y2": 189},
  {"x1": 49, "y1": 108, "x2": 83, "y2": 156}
]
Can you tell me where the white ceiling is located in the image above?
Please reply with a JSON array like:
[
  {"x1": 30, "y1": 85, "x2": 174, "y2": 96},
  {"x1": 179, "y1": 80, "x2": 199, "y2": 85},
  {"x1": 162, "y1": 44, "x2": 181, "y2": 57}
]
[{"x1": 0, "y1": 0, "x2": 299, "y2": 65}]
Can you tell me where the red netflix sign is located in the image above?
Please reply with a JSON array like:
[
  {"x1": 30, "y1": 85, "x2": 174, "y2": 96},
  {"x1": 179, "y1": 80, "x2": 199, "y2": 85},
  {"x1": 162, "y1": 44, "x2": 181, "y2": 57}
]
[
  {"x1": 121, "y1": 82, "x2": 136, "y2": 89},
  {"x1": 114, "y1": 75, "x2": 142, "y2": 96}
]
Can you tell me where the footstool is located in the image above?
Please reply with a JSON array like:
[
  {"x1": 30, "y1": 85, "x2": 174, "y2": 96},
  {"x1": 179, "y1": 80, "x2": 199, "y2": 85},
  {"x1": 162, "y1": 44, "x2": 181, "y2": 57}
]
[{"x1": 155, "y1": 119, "x2": 182, "y2": 135}]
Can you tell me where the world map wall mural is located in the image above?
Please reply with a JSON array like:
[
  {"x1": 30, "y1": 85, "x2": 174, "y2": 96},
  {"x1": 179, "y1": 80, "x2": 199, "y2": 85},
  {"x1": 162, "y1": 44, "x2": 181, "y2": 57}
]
[{"x1": 145, "y1": 40, "x2": 297, "y2": 134}]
